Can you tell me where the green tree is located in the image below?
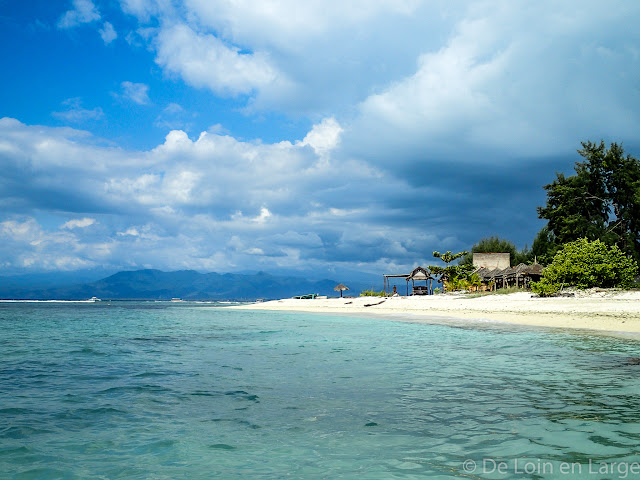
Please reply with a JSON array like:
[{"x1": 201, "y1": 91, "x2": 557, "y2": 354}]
[
  {"x1": 430, "y1": 250, "x2": 474, "y2": 291},
  {"x1": 531, "y1": 238, "x2": 638, "y2": 296},
  {"x1": 460, "y1": 236, "x2": 529, "y2": 266},
  {"x1": 538, "y1": 141, "x2": 640, "y2": 262},
  {"x1": 529, "y1": 225, "x2": 558, "y2": 265}
]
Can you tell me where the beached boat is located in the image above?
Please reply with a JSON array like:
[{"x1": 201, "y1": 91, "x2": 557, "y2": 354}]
[{"x1": 292, "y1": 294, "x2": 318, "y2": 299}]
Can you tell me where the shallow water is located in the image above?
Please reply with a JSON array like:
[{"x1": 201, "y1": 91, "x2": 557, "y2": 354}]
[{"x1": 1, "y1": 302, "x2": 640, "y2": 479}]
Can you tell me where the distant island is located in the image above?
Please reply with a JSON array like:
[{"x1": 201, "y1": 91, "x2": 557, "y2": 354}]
[{"x1": 0, "y1": 269, "x2": 355, "y2": 301}]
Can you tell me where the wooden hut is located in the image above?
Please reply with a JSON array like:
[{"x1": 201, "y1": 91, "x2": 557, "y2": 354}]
[
  {"x1": 406, "y1": 266, "x2": 436, "y2": 295},
  {"x1": 473, "y1": 263, "x2": 543, "y2": 291}
]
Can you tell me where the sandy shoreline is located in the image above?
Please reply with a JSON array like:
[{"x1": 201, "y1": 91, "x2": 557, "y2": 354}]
[{"x1": 230, "y1": 290, "x2": 640, "y2": 335}]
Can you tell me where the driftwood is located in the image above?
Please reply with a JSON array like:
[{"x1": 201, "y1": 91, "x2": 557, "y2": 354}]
[{"x1": 364, "y1": 299, "x2": 386, "y2": 307}]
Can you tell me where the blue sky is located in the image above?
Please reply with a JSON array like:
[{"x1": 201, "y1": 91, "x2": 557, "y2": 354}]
[{"x1": 1, "y1": 0, "x2": 640, "y2": 278}]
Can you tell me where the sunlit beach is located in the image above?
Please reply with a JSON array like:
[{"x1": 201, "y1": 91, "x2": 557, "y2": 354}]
[{"x1": 232, "y1": 290, "x2": 640, "y2": 334}]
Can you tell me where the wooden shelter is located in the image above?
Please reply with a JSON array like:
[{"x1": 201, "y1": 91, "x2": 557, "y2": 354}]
[
  {"x1": 406, "y1": 266, "x2": 436, "y2": 295},
  {"x1": 383, "y1": 273, "x2": 410, "y2": 295},
  {"x1": 473, "y1": 263, "x2": 543, "y2": 291}
]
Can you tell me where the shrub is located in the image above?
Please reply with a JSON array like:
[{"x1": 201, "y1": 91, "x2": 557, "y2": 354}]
[
  {"x1": 531, "y1": 238, "x2": 638, "y2": 296},
  {"x1": 360, "y1": 289, "x2": 387, "y2": 297}
]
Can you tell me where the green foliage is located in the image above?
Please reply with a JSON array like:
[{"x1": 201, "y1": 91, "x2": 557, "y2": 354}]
[
  {"x1": 432, "y1": 250, "x2": 467, "y2": 264},
  {"x1": 360, "y1": 289, "x2": 387, "y2": 297},
  {"x1": 538, "y1": 141, "x2": 640, "y2": 263},
  {"x1": 530, "y1": 280, "x2": 561, "y2": 297},
  {"x1": 467, "y1": 273, "x2": 482, "y2": 291},
  {"x1": 529, "y1": 225, "x2": 558, "y2": 265},
  {"x1": 460, "y1": 236, "x2": 530, "y2": 266},
  {"x1": 531, "y1": 238, "x2": 638, "y2": 296},
  {"x1": 429, "y1": 250, "x2": 474, "y2": 292},
  {"x1": 447, "y1": 275, "x2": 466, "y2": 291}
]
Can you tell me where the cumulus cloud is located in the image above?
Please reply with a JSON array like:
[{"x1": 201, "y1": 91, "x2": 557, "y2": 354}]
[
  {"x1": 119, "y1": 0, "x2": 450, "y2": 112},
  {"x1": 117, "y1": 0, "x2": 640, "y2": 130},
  {"x1": 8, "y1": 1, "x2": 640, "y2": 275},
  {"x1": 0, "y1": 117, "x2": 457, "y2": 274},
  {"x1": 57, "y1": 0, "x2": 100, "y2": 29},
  {"x1": 154, "y1": 24, "x2": 281, "y2": 96},
  {"x1": 299, "y1": 118, "x2": 343, "y2": 157},
  {"x1": 348, "y1": 1, "x2": 640, "y2": 166},
  {"x1": 99, "y1": 22, "x2": 117, "y2": 44},
  {"x1": 0, "y1": 217, "x2": 105, "y2": 271}
]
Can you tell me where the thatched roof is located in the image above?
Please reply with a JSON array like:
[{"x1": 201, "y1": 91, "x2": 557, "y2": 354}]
[
  {"x1": 473, "y1": 263, "x2": 543, "y2": 280},
  {"x1": 522, "y1": 263, "x2": 544, "y2": 275},
  {"x1": 407, "y1": 266, "x2": 435, "y2": 281},
  {"x1": 334, "y1": 284, "x2": 349, "y2": 291}
]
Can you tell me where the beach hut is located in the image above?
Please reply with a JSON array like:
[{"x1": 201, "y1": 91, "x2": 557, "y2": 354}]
[
  {"x1": 406, "y1": 266, "x2": 435, "y2": 295},
  {"x1": 334, "y1": 284, "x2": 349, "y2": 298},
  {"x1": 473, "y1": 262, "x2": 544, "y2": 291}
]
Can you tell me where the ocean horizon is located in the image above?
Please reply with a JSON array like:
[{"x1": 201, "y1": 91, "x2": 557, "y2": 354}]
[{"x1": 2, "y1": 301, "x2": 639, "y2": 479}]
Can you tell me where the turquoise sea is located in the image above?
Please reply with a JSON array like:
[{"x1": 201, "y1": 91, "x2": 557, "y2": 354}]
[{"x1": 1, "y1": 302, "x2": 640, "y2": 479}]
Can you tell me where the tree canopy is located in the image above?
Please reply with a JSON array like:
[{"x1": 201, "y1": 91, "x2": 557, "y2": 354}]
[
  {"x1": 529, "y1": 226, "x2": 557, "y2": 266},
  {"x1": 430, "y1": 250, "x2": 474, "y2": 291},
  {"x1": 537, "y1": 141, "x2": 640, "y2": 263},
  {"x1": 531, "y1": 238, "x2": 638, "y2": 296},
  {"x1": 460, "y1": 236, "x2": 529, "y2": 266}
]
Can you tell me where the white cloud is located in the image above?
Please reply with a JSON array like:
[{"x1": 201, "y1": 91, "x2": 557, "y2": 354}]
[
  {"x1": 119, "y1": 81, "x2": 151, "y2": 105},
  {"x1": 8, "y1": 0, "x2": 640, "y2": 275},
  {"x1": 154, "y1": 24, "x2": 281, "y2": 96},
  {"x1": 120, "y1": 0, "x2": 171, "y2": 22},
  {"x1": 99, "y1": 22, "x2": 117, "y2": 44},
  {"x1": 348, "y1": 1, "x2": 640, "y2": 163},
  {"x1": 299, "y1": 118, "x2": 343, "y2": 156},
  {"x1": 0, "y1": 217, "x2": 104, "y2": 271},
  {"x1": 1, "y1": 218, "x2": 42, "y2": 242},
  {"x1": 252, "y1": 207, "x2": 272, "y2": 224},
  {"x1": 0, "y1": 117, "x2": 452, "y2": 273},
  {"x1": 118, "y1": 227, "x2": 139, "y2": 236},
  {"x1": 182, "y1": 0, "x2": 422, "y2": 48},
  {"x1": 61, "y1": 218, "x2": 96, "y2": 229},
  {"x1": 12, "y1": 0, "x2": 640, "y2": 276},
  {"x1": 120, "y1": 0, "x2": 456, "y2": 113},
  {"x1": 57, "y1": 0, "x2": 101, "y2": 29}
]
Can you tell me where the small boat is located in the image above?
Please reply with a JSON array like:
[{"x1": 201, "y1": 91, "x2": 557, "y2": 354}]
[
  {"x1": 170, "y1": 298, "x2": 183, "y2": 302},
  {"x1": 89, "y1": 296, "x2": 101, "y2": 302}
]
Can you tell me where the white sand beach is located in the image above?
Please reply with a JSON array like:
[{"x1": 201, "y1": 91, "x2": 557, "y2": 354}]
[{"x1": 231, "y1": 290, "x2": 640, "y2": 334}]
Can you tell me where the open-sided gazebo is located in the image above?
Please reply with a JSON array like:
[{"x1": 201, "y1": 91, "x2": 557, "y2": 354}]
[
  {"x1": 383, "y1": 266, "x2": 437, "y2": 296},
  {"x1": 383, "y1": 273, "x2": 409, "y2": 295},
  {"x1": 406, "y1": 266, "x2": 436, "y2": 295}
]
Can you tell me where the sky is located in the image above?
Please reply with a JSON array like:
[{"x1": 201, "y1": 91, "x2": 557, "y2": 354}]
[{"x1": 1, "y1": 0, "x2": 640, "y2": 279}]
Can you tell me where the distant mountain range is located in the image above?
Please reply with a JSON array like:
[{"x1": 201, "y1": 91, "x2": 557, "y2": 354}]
[{"x1": 0, "y1": 269, "x2": 372, "y2": 301}]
